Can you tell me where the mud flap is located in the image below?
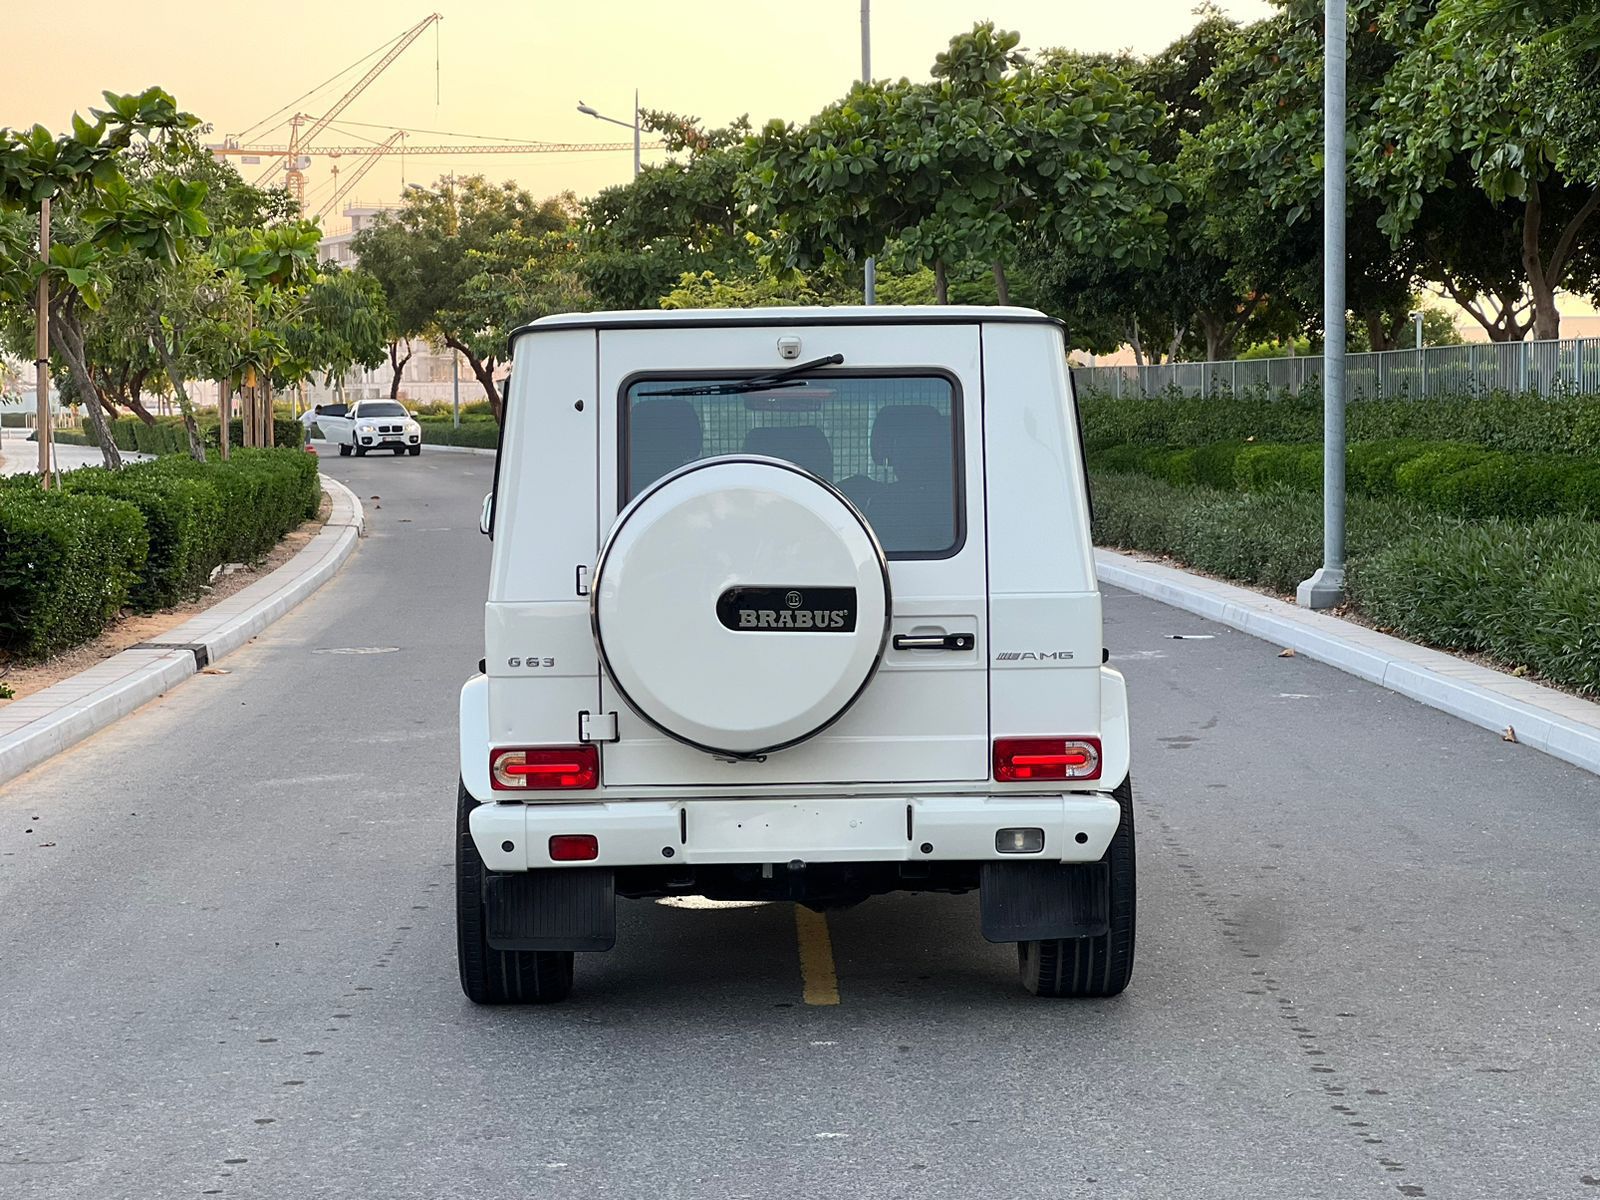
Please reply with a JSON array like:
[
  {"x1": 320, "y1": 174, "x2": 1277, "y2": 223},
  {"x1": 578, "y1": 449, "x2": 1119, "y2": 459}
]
[
  {"x1": 979, "y1": 861, "x2": 1110, "y2": 943},
  {"x1": 484, "y1": 868, "x2": 616, "y2": 951}
]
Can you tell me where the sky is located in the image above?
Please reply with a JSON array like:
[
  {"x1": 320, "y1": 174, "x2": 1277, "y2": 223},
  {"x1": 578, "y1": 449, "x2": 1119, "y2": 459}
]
[{"x1": 1, "y1": 0, "x2": 1275, "y2": 232}]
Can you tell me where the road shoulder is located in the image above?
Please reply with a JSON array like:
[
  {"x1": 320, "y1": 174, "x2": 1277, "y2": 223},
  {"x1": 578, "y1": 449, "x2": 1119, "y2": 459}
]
[
  {"x1": 0, "y1": 475, "x2": 365, "y2": 786},
  {"x1": 1097, "y1": 547, "x2": 1600, "y2": 778}
]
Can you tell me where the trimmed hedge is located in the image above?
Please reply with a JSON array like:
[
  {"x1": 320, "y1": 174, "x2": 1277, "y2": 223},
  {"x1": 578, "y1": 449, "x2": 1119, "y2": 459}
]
[
  {"x1": 0, "y1": 488, "x2": 149, "y2": 656},
  {"x1": 1078, "y1": 392, "x2": 1600, "y2": 458},
  {"x1": 1090, "y1": 438, "x2": 1600, "y2": 522},
  {"x1": 417, "y1": 418, "x2": 498, "y2": 449},
  {"x1": 61, "y1": 467, "x2": 223, "y2": 609},
  {"x1": 57, "y1": 416, "x2": 303, "y2": 454},
  {"x1": 1091, "y1": 470, "x2": 1600, "y2": 696},
  {"x1": 0, "y1": 449, "x2": 320, "y2": 656}
]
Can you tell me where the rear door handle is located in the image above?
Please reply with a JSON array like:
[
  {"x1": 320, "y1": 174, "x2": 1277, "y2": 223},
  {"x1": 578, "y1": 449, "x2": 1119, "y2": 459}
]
[{"x1": 893, "y1": 633, "x2": 975, "y2": 652}]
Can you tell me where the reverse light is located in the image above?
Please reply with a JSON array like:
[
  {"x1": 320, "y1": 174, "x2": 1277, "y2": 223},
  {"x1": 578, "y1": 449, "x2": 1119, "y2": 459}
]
[
  {"x1": 490, "y1": 745, "x2": 600, "y2": 791},
  {"x1": 996, "y1": 827, "x2": 1046, "y2": 854},
  {"x1": 549, "y1": 834, "x2": 599, "y2": 861},
  {"x1": 993, "y1": 737, "x2": 1102, "y2": 783}
]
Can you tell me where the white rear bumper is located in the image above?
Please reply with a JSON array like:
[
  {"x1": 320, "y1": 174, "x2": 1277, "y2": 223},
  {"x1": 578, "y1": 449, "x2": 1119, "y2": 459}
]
[{"x1": 469, "y1": 793, "x2": 1121, "y2": 871}]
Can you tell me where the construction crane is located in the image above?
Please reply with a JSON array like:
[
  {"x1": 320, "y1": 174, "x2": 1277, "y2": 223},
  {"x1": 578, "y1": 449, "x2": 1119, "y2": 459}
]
[
  {"x1": 219, "y1": 13, "x2": 442, "y2": 211},
  {"x1": 320, "y1": 131, "x2": 407, "y2": 218}
]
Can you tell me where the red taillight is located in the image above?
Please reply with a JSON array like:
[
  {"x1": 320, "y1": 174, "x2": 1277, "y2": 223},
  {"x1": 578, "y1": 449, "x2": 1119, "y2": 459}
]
[
  {"x1": 549, "y1": 834, "x2": 599, "y2": 862},
  {"x1": 993, "y1": 737, "x2": 1102, "y2": 782},
  {"x1": 490, "y1": 745, "x2": 599, "y2": 791}
]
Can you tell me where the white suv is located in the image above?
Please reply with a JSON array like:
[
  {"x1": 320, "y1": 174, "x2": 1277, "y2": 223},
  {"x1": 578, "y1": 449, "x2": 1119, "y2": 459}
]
[{"x1": 457, "y1": 307, "x2": 1134, "y2": 1003}]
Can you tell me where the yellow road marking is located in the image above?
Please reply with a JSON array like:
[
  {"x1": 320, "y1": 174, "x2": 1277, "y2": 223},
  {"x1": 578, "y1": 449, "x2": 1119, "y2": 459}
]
[{"x1": 794, "y1": 905, "x2": 840, "y2": 1006}]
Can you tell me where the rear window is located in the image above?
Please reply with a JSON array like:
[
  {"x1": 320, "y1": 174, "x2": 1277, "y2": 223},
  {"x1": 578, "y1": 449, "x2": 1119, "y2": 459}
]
[{"x1": 622, "y1": 373, "x2": 961, "y2": 558}]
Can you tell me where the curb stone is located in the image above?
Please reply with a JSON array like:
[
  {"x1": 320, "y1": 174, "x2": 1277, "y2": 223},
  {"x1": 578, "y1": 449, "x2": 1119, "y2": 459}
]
[
  {"x1": 1096, "y1": 548, "x2": 1600, "y2": 779},
  {"x1": 0, "y1": 475, "x2": 365, "y2": 787}
]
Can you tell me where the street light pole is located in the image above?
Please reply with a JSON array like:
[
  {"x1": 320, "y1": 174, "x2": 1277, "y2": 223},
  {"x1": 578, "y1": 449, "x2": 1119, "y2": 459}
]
[
  {"x1": 861, "y1": 0, "x2": 876, "y2": 306},
  {"x1": 577, "y1": 97, "x2": 641, "y2": 180},
  {"x1": 1298, "y1": 0, "x2": 1347, "y2": 610}
]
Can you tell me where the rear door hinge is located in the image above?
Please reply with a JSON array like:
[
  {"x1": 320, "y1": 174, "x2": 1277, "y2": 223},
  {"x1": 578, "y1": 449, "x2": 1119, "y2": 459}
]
[{"x1": 579, "y1": 710, "x2": 619, "y2": 743}]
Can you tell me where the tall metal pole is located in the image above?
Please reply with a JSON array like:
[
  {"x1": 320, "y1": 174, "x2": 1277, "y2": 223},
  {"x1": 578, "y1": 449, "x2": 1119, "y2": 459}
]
[
  {"x1": 633, "y1": 89, "x2": 641, "y2": 179},
  {"x1": 1298, "y1": 0, "x2": 1347, "y2": 610},
  {"x1": 861, "y1": 0, "x2": 876, "y2": 306},
  {"x1": 452, "y1": 349, "x2": 460, "y2": 428},
  {"x1": 35, "y1": 198, "x2": 52, "y2": 486}
]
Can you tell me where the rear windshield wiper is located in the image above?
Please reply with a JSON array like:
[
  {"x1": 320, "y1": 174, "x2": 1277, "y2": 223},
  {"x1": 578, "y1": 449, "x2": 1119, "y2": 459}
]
[{"x1": 637, "y1": 353, "x2": 844, "y2": 398}]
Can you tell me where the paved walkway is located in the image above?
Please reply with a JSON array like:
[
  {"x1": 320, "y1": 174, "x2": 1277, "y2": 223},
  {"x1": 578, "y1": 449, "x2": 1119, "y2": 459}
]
[{"x1": 0, "y1": 430, "x2": 150, "y2": 476}]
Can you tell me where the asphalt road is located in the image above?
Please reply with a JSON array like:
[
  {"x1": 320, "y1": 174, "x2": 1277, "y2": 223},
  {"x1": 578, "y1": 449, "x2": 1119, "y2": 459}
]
[{"x1": 3, "y1": 452, "x2": 1599, "y2": 1199}]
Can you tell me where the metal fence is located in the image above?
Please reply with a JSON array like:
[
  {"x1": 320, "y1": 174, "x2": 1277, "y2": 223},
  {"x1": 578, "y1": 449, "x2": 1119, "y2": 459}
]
[{"x1": 1070, "y1": 337, "x2": 1600, "y2": 401}]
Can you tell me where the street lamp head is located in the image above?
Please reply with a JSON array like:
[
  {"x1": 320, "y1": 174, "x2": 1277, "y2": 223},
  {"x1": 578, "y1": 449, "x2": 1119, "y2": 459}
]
[{"x1": 577, "y1": 102, "x2": 598, "y2": 117}]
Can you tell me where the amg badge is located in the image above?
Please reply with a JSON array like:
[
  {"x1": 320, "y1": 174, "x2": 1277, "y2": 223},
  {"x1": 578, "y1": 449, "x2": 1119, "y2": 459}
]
[{"x1": 717, "y1": 586, "x2": 857, "y2": 633}]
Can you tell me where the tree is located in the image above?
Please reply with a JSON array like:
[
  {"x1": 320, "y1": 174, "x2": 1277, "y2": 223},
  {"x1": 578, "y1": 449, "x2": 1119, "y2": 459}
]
[
  {"x1": 1363, "y1": 0, "x2": 1600, "y2": 338},
  {"x1": 579, "y1": 113, "x2": 753, "y2": 310},
  {"x1": 354, "y1": 176, "x2": 569, "y2": 418},
  {"x1": 748, "y1": 23, "x2": 1179, "y2": 304},
  {"x1": 279, "y1": 265, "x2": 389, "y2": 399},
  {"x1": 0, "y1": 88, "x2": 206, "y2": 469}
]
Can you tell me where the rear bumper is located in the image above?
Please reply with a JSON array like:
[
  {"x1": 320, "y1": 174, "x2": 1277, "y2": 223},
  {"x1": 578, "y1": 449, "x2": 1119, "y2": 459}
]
[{"x1": 469, "y1": 792, "x2": 1121, "y2": 872}]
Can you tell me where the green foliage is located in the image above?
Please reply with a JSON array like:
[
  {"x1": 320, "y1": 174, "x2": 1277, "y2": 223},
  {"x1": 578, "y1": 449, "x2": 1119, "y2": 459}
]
[
  {"x1": 0, "y1": 487, "x2": 148, "y2": 656},
  {"x1": 748, "y1": 23, "x2": 1179, "y2": 293},
  {"x1": 1077, "y1": 391, "x2": 1600, "y2": 457},
  {"x1": 60, "y1": 464, "x2": 221, "y2": 608},
  {"x1": 1092, "y1": 469, "x2": 1600, "y2": 694},
  {"x1": 1088, "y1": 433, "x2": 1600, "y2": 520},
  {"x1": 417, "y1": 419, "x2": 498, "y2": 449},
  {"x1": 1352, "y1": 518, "x2": 1600, "y2": 693}
]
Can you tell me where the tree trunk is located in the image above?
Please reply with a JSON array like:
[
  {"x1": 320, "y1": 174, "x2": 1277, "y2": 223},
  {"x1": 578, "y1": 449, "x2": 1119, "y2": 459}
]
[
  {"x1": 992, "y1": 261, "x2": 1010, "y2": 306},
  {"x1": 443, "y1": 334, "x2": 503, "y2": 422},
  {"x1": 218, "y1": 378, "x2": 232, "y2": 461},
  {"x1": 50, "y1": 299, "x2": 121, "y2": 470},
  {"x1": 149, "y1": 326, "x2": 207, "y2": 461},
  {"x1": 124, "y1": 368, "x2": 157, "y2": 424},
  {"x1": 1521, "y1": 180, "x2": 1561, "y2": 341},
  {"x1": 933, "y1": 259, "x2": 949, "y2": 305},
  {"x1": 260, "y1": 378, "x2": 274, "y2": 447},
  {"x1": 1127, "y1": 314, "x2": 1147, "y2": 369},
  {"x1": 1166, "y1": 324, "x2": 1188, "y2": 365},
  {"x1": 388, "y1": 340, "x2": 412, "y2": 400},
  {"x1": 1364, "y1": 311, "x2": 1389, "y2": 353}
]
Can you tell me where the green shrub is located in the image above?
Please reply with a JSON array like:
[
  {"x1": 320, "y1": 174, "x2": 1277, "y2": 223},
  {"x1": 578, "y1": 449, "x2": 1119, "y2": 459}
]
[
  {"x1": 1351, "y1": 518, "x2": 1600, "y2": 694},
  {"x1": 418, "y1": 419, "x2": 498, "y2": 449},
  {"x1": 60, "y1": 466, "x2": 223, "y2": 609},
  {"x1": 1078, "y1": 391, "x2": 1600, "y2": 458},
  {"x1": 0, "y1": 488, "x2": 148, "y2": 656},
  {"x1": 1092, "y1": 469, "x2": 1600, "y2": 697}
]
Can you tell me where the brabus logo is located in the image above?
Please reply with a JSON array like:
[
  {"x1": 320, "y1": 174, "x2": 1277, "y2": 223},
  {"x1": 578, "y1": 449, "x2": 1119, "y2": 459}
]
[
  {"x1": 716, "y1": 586, "x2": 857, "y2": 634},
  {"x1": 997, "y1": 650, "x2": 1076, "y2": 661}
]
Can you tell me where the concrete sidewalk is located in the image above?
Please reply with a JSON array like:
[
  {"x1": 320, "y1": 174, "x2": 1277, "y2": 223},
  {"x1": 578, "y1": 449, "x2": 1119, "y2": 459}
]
[
  {"x1": 1097, "y1": 547, "x2": 1600, "y2": 778},
  {"x1": 0, "y1": 429, "x2": 151, "y2": 475}
]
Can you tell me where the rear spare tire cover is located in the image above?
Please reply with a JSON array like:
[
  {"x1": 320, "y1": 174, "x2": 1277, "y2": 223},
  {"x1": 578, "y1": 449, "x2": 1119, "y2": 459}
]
[{"x1": 592, "y1": 455, "x2": 891, "y2": 757}]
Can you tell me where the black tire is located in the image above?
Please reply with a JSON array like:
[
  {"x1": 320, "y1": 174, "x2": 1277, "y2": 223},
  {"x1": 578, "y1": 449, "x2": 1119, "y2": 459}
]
[
  {"x1": 456, "y1": 780, "x2": 575, "y2": 1004},
  {"x1": 1018, "y1": 774, "x2": 1136, "y2": 998},
  {"x1": 338, "y1": 442, "x2": 351, "y2": 457},
  {"x1": 392, "y1": 446, "x2": 405, "y2": 456},
  {"x1": 354, "y1": 444, "x2": 367, "y2": 457},
  {"x1": 408, "y1": 445, "x2": 421, "y2": 456}
]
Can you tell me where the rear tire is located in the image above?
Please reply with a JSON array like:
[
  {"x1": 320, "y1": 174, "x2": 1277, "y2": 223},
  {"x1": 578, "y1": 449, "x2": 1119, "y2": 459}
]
[
  {"x1": 456, "y1": 780, "x2": 575, "y2": 1004},
  {"x1": 338, "y1": 442, "x2": 351, "y2": 457},
  {"x1": 1018, "y1": 774, "x2": 1136, "y2": 998}
]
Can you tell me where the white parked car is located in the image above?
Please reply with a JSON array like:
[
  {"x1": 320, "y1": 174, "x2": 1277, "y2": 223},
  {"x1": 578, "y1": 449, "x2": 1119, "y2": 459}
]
[
  {"x1": 458, "y1": 307, "x2": 1134, "y2": 1004},
  {"x1": 316, "y1": 399, "x2": 423, "y2": 456}
]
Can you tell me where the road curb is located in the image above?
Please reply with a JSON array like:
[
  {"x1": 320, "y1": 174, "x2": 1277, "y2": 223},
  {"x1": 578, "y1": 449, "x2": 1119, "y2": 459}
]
[
  {"x1": 421, "y1": 442, "x2": 495, "y2": 457},
  {"x1": 0, "y1": 475, "x2": 365, "y2": 787},
  {"x1": 1096, "y1": 548, "x2": 1600, "y2": 778}
]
